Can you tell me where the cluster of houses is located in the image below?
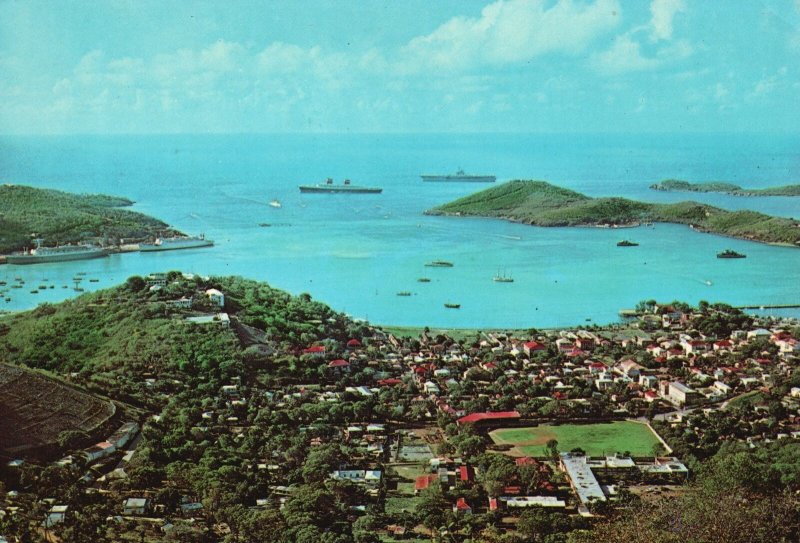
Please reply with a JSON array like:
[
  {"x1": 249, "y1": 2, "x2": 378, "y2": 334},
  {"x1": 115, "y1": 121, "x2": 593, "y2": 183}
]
[
  {"x1": 4, "y1": 290, "x2": 798, "y2": 540},
  {"x1": 147, "y1": 273, "x2": 230, "y2": 325}
]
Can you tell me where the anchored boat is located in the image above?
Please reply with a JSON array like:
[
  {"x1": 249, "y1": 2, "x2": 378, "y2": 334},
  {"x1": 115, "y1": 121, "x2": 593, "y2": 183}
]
[
  {"x1": 717, "y1": 249, "x2": 746, "y2": 259},
  {"x1": 299, "y1": 178, "x2": 382, "y2": 194},
  {"x1": 7, "y1": 240, "x2": 108, "y2": 265},
  {"x1": 425, "y1": 260, "x2": 454, "y2": 268},
  {"x1": 140, "y1": 234, "x2": 214, "y2": 252},
  {"x1": 421, "y1": 169, "x2": 496, "y2": 183}
]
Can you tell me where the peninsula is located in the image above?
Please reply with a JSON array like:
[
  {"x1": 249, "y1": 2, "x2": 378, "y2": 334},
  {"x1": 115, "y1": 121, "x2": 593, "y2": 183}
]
[
  {"x1": 427, "y1": 180, "x2": 800, "y2": 247},
  {"x1": 0, "y1": 184, "x2": 180, "y2": 254},
  {"x1": 650, "y1": 179, "x2": 800, "y2": 196}
]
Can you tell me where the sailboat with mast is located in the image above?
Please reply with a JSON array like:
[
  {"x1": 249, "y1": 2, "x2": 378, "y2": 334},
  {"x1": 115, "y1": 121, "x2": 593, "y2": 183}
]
[{"x1": 493, "y1": 269, "x2": 514, "y2": 283}]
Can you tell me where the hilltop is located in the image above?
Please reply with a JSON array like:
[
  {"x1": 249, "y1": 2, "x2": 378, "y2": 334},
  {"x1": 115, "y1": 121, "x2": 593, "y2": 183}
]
[
  {"x1": 651, "y1": 179, "x2": 800, "y2": 196},
  {"x1": 428, "y1": 180, "x2": 800, "y2": 247},
  {"x1": 0, "y1": 184, "x2": 180, "y2": 253}
]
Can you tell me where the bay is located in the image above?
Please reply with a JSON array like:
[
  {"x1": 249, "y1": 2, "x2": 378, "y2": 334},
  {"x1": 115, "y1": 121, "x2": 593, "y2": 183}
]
[{"x1": 1, "y1": 133, "x2": 799, "y2": 328}]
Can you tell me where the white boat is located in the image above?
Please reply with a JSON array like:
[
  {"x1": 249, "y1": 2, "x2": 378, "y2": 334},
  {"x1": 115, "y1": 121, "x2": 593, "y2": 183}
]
[
  {"x1": 140, "y1": 234, "x2": 213, "y2": 252},
  {"x1": 493, "y1": 269, "x2": 514, "y2": 283},
  {"x1": 269, "y1": 199, "x2": 282, "y2": 208}
]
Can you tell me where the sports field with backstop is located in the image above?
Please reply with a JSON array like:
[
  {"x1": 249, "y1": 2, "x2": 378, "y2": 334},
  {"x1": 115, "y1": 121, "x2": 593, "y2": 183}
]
[{"x1": 489, "y1": 421, "x2": 662, "y2": 457}]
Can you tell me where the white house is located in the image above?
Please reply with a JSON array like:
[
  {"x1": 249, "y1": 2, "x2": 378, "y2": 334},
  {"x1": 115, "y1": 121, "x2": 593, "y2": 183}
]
[{"x1": 205, "y1": 288, "x2": 225, "y2": 307}]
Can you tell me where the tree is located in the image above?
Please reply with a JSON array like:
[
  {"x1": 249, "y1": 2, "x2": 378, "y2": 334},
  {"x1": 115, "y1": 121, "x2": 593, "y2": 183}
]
[
  {"x1": 126, "y1": 275, "x2": 146, "y2": 291},
  {"x1": 517, "y1": 508, "x2": 570, "y2": 542},
  {"x1": 545, "y1": 439, "x2": 559, "y2": 460},
  {"x1": 415, "y1": 485, "x2": 450, "y2": 532}
]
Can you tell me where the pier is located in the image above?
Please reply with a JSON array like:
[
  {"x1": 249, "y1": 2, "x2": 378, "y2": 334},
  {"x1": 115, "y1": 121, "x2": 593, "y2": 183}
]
[{"x1": 736, "y1": 304, "x2": 800, "y2": 310}]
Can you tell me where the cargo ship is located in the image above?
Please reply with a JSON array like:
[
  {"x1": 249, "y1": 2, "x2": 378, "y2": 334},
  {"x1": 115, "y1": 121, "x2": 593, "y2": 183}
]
[
  {"x1": 420, "y1": 169, "x2": 496, "y2": 183},
  {"x1": 7, "y1": 242, "x2": 108, "y2": 265},
  {"x1": 299, "y1": 178, "x2": 382, "y2": 194},
  {"x1": 140, "y1": 234, "x2": 214, "y2": 252}
]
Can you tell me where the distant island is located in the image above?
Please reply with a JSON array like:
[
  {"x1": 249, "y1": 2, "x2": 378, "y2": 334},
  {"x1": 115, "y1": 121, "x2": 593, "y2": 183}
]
[
  {"x1": 0, "y1": 184, "x2": 180, "y2": 254},
  {"x1": 650, "y1": 179, "x2": 800, "y2": 196},
  {"x1": 427, "y1": 180, "x2": 800, "y2": 247}
]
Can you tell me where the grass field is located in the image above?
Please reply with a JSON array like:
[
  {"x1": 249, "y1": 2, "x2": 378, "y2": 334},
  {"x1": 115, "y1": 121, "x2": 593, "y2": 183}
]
[{"x1": 490, "y1": 421, "x2": 662, "y2": 457}]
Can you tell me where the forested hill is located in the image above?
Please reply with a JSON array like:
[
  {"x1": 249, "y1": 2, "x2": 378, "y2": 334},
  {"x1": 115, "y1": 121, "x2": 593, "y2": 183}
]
[
  {"x1": 428, "y1": 180, "x2": 800, "y2": 247},
  {"x1": 651, "y1": 179, "x2": 800, "y2": 196},
  {"x1": 0, "y1": 274, "x2": 362, "y2": 403},
  {"x1": 0, "y1": 184, "x2": 179, "y2": 253}
]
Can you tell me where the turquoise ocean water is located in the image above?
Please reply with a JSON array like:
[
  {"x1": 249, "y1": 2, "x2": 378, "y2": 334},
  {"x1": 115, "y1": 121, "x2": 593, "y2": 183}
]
[{"x1": 0, "y1": 133, "x2": 798, "y2": 328}]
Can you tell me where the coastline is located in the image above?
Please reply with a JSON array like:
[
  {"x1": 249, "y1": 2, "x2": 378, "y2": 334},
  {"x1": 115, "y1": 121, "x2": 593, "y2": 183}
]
[{"x1": 428, "y1": 210, "x2": 800, "y2": 249}]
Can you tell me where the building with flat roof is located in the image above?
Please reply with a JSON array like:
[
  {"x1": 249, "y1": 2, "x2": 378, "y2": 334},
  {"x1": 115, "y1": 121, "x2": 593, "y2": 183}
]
[
  {"x1": 501, "y1": 496, "x2": 566, "y2": 508},
  {"x1": 664, "y1": 381, "x2": 699, "y2": 406},
  {"x1": 560, "y1": 453, "x2": 606, "y2": 505}
]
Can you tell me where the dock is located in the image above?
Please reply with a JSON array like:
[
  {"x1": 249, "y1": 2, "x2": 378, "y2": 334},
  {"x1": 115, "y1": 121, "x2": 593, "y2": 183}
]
[{"x1": 736, "y1": 304, "x2": 800, "y2": 310}]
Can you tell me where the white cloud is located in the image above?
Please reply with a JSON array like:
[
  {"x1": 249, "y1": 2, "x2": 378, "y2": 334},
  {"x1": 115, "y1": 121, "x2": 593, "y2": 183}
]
[
  {"x1": 593, "y1": 33, "x2": 691, "y2": 75},
  {"x1": 594, "y1": 35, "x2": 660, "y2": 74},
  {"x1": 649, "y1": 0, "x2": 685, "y2": 41},
  {"x1": 399, "y1": 0, "x2": 621, "y2": 72},
  {"x1": 746, "y1": 67, "x2": 789, "y2": 101}
]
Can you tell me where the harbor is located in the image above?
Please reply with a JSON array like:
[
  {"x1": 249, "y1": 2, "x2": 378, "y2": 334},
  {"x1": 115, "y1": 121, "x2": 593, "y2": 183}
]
[{"x1": 1, "y1": 133, "x2": 800, "y2": 328}]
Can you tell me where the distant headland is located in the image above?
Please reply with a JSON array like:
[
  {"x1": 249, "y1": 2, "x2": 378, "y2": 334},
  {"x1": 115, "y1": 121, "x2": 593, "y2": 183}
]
[
  {"x1": 0, "y1": 184, "x2": 181, "y2": 254},
  {"x1": 426, "y1": 180, "x2": 800, "y2": 247},
  {"x1": 650, "y1": 179, "x2": 800, "y2": 196}
]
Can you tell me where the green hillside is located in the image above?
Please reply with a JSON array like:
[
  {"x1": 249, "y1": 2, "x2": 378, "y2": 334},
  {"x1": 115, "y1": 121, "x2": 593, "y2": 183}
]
[
  {"x1": 429, "y1": 180, "x2": 800, "y2": 246},
  {"x1": 651, "y1": 179, "x2": 800, "y2": 196},
  {"x1": 0, "y1": 274, "x2": 357, "y2": 407},
  {"x1": 0, "y1": 184, "x2": 179, "y2": 253}
]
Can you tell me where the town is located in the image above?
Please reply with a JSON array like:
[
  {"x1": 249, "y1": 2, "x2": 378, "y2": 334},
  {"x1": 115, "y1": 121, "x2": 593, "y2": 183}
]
[{"x1": 0, "y1": 273, "x2": 798, "y2": 542}]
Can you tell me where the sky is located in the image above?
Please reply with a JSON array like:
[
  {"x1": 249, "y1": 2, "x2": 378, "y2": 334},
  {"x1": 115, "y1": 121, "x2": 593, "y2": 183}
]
[{"x1": 1, "y1": 0, "x2": 799, "y2": 134}]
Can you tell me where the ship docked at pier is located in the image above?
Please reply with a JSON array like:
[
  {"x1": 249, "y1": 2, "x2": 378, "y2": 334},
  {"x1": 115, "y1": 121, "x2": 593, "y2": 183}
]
[
  {"x1": 420, "y1": 169, "x2": 496, "y2": 183},
  {"x1": 139, "y1": 235, "x2": 214, "y2": 252},
  {"x1": 299, "y1": 178, "x2": 382, "y2": 194},
  {"x1": 7, "y1": 242, "x2": 108, "y2": 265}
]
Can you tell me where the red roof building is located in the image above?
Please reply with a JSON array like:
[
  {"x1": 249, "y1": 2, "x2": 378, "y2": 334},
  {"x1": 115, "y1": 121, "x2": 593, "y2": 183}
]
[
  {"x1": 415, "y1": 474, "x2": 438, "y2": 493},
  {"x1": 453, "y1": 497, "x2": 472, "y2": 514},
  {"x1": 459, "y1": 465, "x2": 474, "y2": 483},
  {"x1": 303, "y1": 345, "x2": 326, "y2": 355},
  {"x1": 524, "y1": 341, "x2": 547, "y2": 355},
  {"x1": 346, "y1": 339, "x2": 362, "y2": 348},
  {"x1": 328, "y1": 359, "x2": 349, "y2": 368}
]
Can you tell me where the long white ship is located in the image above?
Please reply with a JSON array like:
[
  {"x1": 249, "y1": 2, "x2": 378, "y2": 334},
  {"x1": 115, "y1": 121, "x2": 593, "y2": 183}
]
[
  {"x1": 7, "y1": 242, "x2": 108, "y2": 265},
  {"x1": 420, "y1": 169, "x2": 496, "y2": 183},
  {"x1": 139, "y1": 235, "x2": 214, "y2": 252}
]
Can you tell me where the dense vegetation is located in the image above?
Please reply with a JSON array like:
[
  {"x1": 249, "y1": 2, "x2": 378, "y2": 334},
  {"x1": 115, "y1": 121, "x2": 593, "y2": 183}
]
[
  {"x1": 651, "y1": 179, "x2": 800, "y2": 196},
  {"x1": 0, "y1": 184, "x2": 178, "y2": 253},
  {"x1": 576, "y1": 440, "x2": 800, "y2": 543},
  {"x1": 0, "y1": 274, "x2": 355, "y2": 389},
  {"x1": 0, "y1": 275, "x2": 385, "y2": 541},
  {"x1": 429, "y1": 180, "x2": 800, "y2": 246}
]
